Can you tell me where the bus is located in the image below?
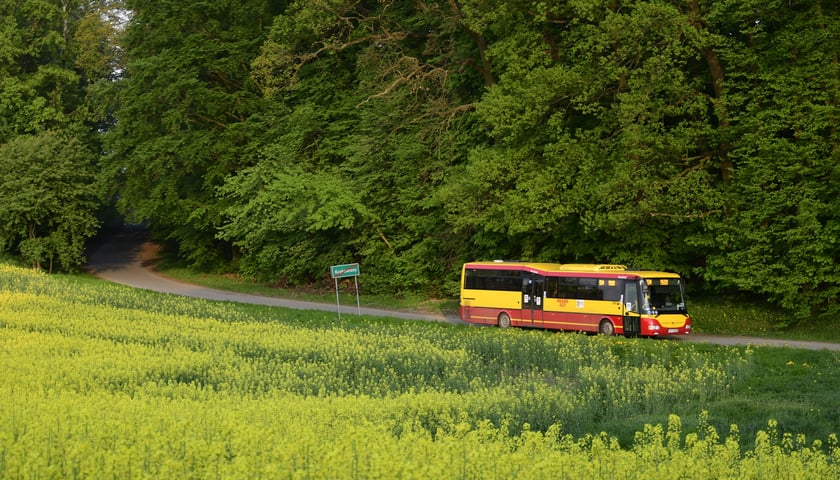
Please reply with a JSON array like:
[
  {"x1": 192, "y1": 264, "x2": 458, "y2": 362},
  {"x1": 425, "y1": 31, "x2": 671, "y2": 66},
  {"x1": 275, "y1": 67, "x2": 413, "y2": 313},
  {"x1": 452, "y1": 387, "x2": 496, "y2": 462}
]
[{"x1": 459, "y1": 262, "x2": 692, "y2": 337}]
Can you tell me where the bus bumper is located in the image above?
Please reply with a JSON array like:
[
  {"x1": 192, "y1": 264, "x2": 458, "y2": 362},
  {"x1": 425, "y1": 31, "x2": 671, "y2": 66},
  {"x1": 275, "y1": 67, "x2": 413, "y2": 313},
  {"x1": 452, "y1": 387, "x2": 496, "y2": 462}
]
[{"x1": 641, "y1": 316, "x2": 692, "y2": 336}]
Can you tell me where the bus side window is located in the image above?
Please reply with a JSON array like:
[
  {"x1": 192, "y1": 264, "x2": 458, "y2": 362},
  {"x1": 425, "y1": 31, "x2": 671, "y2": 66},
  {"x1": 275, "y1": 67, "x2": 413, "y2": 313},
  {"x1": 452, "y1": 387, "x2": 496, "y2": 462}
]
[
  {"x1": 602, "y1": 283, "x2": 622, "y2": 301},
  {"x1": 624, "y1": 281, "x2": 639, "y2": 313},
  {"x1": 558, "y1": 278, "x2": 577, "y2": 298},
  {"x1": 545, "y1": 278, "x2": 559, "y2": 298},
  {"x1": 579, "y1": 278, "x2": 600, "y2": 300}
]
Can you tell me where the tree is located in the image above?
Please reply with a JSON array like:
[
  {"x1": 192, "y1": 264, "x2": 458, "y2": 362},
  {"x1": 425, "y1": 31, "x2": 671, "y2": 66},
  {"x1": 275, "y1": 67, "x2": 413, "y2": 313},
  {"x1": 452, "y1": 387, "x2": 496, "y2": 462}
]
[
  {"x1": 690, "y1": 0, "x2": 840, "y2": 321},
  {"x1": 0, "y1": 131, "x2": 101, "y2": 271},
  {"x1": 103, "y1": 0, "x2": 278, "y2": 268},
  {"x1": 0, "y1": 0, "x2": 121, "y2": 269},
  {"x1": 96, "y1": 0, "x2": 840, "y2": 318},
  {"x1": 0, "y1": 0, "x2": 120, "y2": 138},
  {"x1": 441, "y1": 0, "x2": 727, "y2": 273},
  {"x1": 221, "y1": 0, "x2": 493, "y2": 293}
]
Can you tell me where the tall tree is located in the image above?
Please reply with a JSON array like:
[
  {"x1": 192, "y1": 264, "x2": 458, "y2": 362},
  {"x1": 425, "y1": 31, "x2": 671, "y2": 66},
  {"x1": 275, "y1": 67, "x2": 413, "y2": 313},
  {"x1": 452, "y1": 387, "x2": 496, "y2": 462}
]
[
  {"x1": 2, "y1": 0, "x2": 76, "y2": 138},
  {"x1": 441, "y1": 0, "x2": 726, "y2": 272},
  {"x1": 221, "y1": 0, "x2": 492, "y2": 293},
  {"x1": 0, "y1": 0, "x2": 120, "y2": 269},
  {"x1": 690, "y1": 0, "x2": 840, "y2": 320},
  {"x1": 100, "y1": 0, "x2": 840, "y2": 318},
  {"x1": 104, "y1": 0, "x2": 278, "y2": 268},
  {"x1": 0, "y1": 131, "x2": 100, "y2": 271}
]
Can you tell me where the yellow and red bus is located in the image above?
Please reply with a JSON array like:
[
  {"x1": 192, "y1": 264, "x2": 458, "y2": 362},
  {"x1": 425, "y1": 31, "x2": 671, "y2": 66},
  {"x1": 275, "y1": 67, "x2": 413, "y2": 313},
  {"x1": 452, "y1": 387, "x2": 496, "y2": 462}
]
[{"x1": 460, "y1": 262, "x2": 691, "y2": 337}]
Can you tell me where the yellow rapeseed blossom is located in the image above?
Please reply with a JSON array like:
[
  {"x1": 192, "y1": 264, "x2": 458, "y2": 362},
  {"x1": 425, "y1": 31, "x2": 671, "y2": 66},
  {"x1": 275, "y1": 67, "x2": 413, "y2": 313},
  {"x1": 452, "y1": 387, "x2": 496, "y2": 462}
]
[{"x1": 0, "y1": 263, "x2": 834, "y2": 478}]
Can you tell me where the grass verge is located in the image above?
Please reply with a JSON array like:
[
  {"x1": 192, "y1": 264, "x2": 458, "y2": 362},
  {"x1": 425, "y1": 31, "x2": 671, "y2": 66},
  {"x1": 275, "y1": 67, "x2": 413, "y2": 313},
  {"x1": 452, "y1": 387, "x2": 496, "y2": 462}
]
[
  {"x1": 688, "y1": 294, "x2": 840, "y2": 343},
  {"x1": 157, "y1": 266, "x2": 460, "y2": 317},
  {"x1": 157, "y1": 266, "x2": 839, "y2": 344}
]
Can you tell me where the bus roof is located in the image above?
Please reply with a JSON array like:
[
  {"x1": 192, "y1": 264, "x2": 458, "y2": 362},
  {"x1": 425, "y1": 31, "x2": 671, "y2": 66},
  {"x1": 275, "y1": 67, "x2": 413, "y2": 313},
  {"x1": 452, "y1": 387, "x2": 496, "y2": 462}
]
[{"x1": 463, "y1": 261, "x2": 682, "y2": 278}]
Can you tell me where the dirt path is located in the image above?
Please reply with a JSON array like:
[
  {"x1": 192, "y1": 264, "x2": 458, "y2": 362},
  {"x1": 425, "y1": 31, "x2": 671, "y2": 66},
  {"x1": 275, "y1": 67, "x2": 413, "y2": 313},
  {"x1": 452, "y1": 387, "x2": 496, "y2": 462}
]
[{"x1": 85, "y1": 228, "x2": 840, "y2": 351}]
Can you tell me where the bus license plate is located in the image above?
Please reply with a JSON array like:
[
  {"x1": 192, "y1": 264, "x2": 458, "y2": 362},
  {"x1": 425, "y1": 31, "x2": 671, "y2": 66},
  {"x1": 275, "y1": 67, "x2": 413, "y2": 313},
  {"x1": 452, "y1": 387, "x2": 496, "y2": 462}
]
[{"x1": 668, "y1": 328, "x2": 679, "y2": 333}]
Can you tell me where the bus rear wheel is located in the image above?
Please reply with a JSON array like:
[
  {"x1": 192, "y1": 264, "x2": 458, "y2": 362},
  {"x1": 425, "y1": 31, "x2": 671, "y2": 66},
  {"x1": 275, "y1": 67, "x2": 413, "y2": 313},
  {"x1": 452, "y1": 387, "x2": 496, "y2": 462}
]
[
  {"x1": 599, "y1": 319, "x2": 615, "y2": 336},
  {"x1": 498, "y1": 312, "x2": 511, "y2": 329}
]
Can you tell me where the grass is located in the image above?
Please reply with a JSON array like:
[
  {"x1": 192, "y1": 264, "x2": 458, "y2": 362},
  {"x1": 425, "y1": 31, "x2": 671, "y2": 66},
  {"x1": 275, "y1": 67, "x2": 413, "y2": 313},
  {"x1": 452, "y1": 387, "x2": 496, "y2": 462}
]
[
  {"x1": 158, "y1": 266, "x2": 460, "y2": 317},
  {"x1": 643, "y1": 339, "x2": 836, "y2": 444},
  {"x1": 76, "y1": 259, "x2": 840, "y2": 445},
  {"x1": 688, "y1": 294, "x2": 840, "y2": 343},
  {"x1": 157, "y1": 266, "x2": 839, "y2": 344},
  {"x1": 710, "y1": 345, "x2": 840, "y2": 442}
]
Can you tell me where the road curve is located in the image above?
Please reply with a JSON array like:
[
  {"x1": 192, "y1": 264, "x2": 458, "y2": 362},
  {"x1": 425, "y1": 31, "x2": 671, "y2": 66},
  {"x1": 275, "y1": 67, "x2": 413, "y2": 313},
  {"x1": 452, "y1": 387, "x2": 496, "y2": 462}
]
[
  {"x1": 85, "y1": 227, "x2": 462, "y2": 325},
  {"x1": 85, "y1": 228, "x2": 840, "y2": 351}
]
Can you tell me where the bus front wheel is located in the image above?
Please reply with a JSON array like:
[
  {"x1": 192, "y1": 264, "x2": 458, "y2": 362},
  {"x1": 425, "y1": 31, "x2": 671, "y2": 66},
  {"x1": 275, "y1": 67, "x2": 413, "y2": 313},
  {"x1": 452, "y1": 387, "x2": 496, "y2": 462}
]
[
  {"x1": 599, "y1": 319, "x2": 615, "y2": 336},
  {"x1": 498, "y1": 312, "x2": 511, "y2": 329}
]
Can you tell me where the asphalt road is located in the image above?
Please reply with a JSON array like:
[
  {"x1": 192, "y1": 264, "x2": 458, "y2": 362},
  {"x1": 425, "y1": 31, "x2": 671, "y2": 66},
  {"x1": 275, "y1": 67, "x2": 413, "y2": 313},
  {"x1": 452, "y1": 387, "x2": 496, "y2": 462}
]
[
  {"x1": 86, "y1": 228, "x2": 461, "y2": 324},
  {"x1": 85, "y1": 228, "x2": 840, "y2": 352}
]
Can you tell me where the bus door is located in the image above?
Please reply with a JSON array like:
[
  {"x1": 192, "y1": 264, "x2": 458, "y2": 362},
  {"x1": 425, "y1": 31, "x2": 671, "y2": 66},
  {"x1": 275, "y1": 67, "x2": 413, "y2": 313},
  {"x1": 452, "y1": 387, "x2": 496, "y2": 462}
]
[
  {"x1": 522, "y1": 273, "x2": 544, "y2": 327},
  {"x1": 622, "y1": 279, "x2": 641, "y2": 336}
]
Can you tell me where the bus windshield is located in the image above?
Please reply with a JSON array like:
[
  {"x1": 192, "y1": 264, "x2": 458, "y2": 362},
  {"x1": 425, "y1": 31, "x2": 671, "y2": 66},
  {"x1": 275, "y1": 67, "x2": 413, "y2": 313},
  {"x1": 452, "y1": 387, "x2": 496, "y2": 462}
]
[{"x1": 642, "y1": 278, "x2": 687, "y2": 314}]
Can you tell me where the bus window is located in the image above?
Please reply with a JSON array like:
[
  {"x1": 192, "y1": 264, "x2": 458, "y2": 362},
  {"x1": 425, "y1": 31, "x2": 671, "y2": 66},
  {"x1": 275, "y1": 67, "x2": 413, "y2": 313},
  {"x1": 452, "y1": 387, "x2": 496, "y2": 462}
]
[
  {"x1": 579, "y1": 278, "x2": 600, "y2": 300},
  {"x1": 624, "y1": 281, "x2": 640, "y2": 313},
  {"x1": 556, "y1": 277, "x2": 578, "y2": 298},
  {"x1": 601, "y1": 279, "x2": 622, "y2": 301},
  {"x1": 546, "y1": 277, "x2": 559, "y2": 298},
  {"x1": 465, "y1": 269, "x2": 521, "y2": 291},
  {"x1": 645, "y1": 278, "x2": 688, "y2": 314}
]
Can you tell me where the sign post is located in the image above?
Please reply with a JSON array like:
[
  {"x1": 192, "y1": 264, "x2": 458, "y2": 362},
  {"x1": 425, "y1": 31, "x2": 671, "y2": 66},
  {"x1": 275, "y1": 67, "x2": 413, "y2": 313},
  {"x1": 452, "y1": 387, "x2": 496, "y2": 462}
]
[{"x1": 329, "y1": 263, "x2": 361, "y2": 320}]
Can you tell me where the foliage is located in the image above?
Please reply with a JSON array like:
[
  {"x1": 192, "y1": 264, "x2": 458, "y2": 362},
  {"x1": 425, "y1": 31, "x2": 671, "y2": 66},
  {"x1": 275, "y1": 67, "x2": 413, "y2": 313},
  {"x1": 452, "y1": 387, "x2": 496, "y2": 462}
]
[
  {"x1": 227, "y1": 1, "x2": 840, "y2": 319},
  {"x1": 102, "y1": 0, "x2": 278, "y2": 268},
  {"x1": 0, "y1": 0, "x2": 120, "y2": 135},
  {"x1": 0, "y1": 131, "x2": 100, "y2": 271},
  {"x1": 0, "y1": 0, "x2": 119, "y2": 270},
  {"x1": 0, "y1": 263, "x2": 837, "y2": 478},
  {"x1": 218, "y1": 1, "x2": 488, "y2": 293},
  {"x1": 688, "y1": 0, "x2": 840, "y2": 321},
  {"x1": 6, "y1": 1, "x2": 839, "y2": 319}
]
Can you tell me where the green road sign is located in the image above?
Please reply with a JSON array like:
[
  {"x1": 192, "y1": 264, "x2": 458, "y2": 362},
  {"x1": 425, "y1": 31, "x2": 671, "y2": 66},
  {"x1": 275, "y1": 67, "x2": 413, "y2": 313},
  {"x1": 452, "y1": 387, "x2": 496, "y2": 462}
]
[{"x1": 330, "y1": 263, "x2": 360, "y2": 279}]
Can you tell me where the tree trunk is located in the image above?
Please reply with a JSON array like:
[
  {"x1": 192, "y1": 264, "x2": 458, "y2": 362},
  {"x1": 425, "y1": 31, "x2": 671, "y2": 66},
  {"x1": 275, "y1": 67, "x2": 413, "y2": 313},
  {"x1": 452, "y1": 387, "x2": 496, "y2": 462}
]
[{"x1": 688, "y1": 0, "x2": 733, "y2": 184}]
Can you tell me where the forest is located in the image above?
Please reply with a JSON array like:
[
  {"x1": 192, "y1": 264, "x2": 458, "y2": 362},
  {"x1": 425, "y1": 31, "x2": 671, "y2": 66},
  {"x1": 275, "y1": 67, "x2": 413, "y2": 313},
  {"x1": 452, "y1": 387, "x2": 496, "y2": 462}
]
[{"x1": 1, "y1": 0, "x2": 838, "y2": 322}]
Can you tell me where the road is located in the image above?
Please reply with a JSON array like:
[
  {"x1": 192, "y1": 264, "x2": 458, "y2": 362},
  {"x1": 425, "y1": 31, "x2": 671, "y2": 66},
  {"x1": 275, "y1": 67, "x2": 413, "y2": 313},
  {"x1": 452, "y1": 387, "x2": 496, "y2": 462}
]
[
  {"x1": 86, "y1": 228, "x2": 460, "y2": 324},
  {"x1": 85, "y1": 228, "x2": 840, "y2": 352}
]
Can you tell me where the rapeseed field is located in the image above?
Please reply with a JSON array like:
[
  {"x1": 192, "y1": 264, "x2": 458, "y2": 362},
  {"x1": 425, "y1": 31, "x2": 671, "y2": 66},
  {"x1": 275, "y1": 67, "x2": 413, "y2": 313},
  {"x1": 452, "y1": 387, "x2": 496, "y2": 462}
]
[{"x1": 0, "y1": 264, "x2": 836, "y2": 478}]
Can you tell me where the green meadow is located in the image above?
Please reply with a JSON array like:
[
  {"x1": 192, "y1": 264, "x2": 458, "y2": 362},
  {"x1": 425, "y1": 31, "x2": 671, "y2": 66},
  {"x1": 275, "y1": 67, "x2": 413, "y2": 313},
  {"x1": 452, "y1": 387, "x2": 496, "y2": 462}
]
[{"x1": 0, "y1": 263, "x2": 837, "y2": 478}]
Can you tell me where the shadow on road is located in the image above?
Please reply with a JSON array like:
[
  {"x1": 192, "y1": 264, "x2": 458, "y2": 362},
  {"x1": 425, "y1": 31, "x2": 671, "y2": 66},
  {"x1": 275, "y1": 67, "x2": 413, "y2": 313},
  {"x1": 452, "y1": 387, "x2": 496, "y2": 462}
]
[{"x1": 86, "y1": 226, "x2": 148, "y2": 274}]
